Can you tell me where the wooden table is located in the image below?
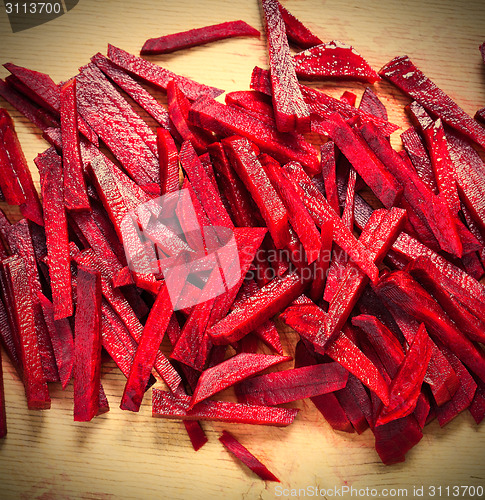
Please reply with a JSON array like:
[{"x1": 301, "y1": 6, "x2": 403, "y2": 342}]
[{"x1": 0, "y1": 1, "x2": 484, "y2": 498}]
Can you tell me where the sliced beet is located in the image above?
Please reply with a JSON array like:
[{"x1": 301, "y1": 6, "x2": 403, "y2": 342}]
[
  {"x1": 141, "y1": 20, "x2": 260, "y2": 55},
  {"x1": 219, "y1": 430, "x2": 279, "y2": 482},
  {"x1": 293, "y1": 41, "x2": 379, "y2": 83},
  {"x1": 275, "y1": 0, "x2": 322, "y2": 49},
  {"x1": 0, "y1": 349, "x2": 6, "y2": 438},
  {"x1": 74, "y1": 267, "x2": 102, "y2": 422},
  {"x1": 261, "y1": 0, "x2": 310, "y2": 133},
  {"x1": 107, "y1": 44, "x2": 224, "y2": 100},
  {"x1": 359, "y1": 87, "x2": 388, "y2": 120},
  {"x1": 379, "y1": 55, "x2": 485, "y2": 149},
  {"x1": 320, "y1": 141, "x2": 340, "y2": 214},
  {"x1": 152, "y1": 389, "x2": 298, "y2": 426}
]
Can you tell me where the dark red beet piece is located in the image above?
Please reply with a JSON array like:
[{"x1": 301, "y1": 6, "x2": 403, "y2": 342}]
[
  {"x1": 377, "y1": 324, "x2": 432, "y2": 426},
  {"x1": 469, "y1": 377, "x2": 485, "y2": 424},
  {"x1": 141, "y1": 20, "x2": 260, "y2": 55},
  {"x1": 0, "y1": 111, "x2": 43, "y2": 226},
  {"x1": 320, "y1": 141, "x2": 340, "y2": 214},
  {"x1": 38, "y1": 293, "x2": 74, "y2": 390},
  {"x1": 400, "y1": 127, "x2": 438, "y2": 194},
  {"x1": 275, "y1": 0, "x2": 322, "y2": 49},
  {"x1": 157, "y1": 129, "x2": 180, "y2": 195},
  {"x1": 73, "y1": 267, "x2": 102, "y2": 422},
  {"x1": 121, "y1": 283, "x2": 173, "y2": 412},
  {"x1": 59, "y1": 79, "x2": 90, "y2": 212},
  {"x1": 35, "y1": 148, "x2": 73, "y2": 319},
  {"x1": 375, "y1": 271, "x2": 485, "y2": 382},
  {"x1": 379, "y1": 55, "x2": 485, "y2": 149},
  {"x1": 91, "y1": 53, "x2": 171, "y2": 130},
  {"x1": 261, "y1": 0, "x2": 310, "y2": 133},
  {"x1": 308, "y1": 220, "x2": 333, "y2": 303},
  {"x1": 236, "y1": 362, "x2": 348, "y2": 406},
  {"x1": 222, "y1": 136, "x2": 289, "y2": 248},
  {"x1": 260, "y1": 153, "x2": 321, "y2": 263},
  {"x1": 152, "y1": 389, "x2": 298, "y2": 426},
  {"x1": 225, "y1": 90, "x2": 275, "y2": 124},
  {"x1": 219, "y1": 430, "x2": 279, "y2": 482},
  {"x1": 189, "y1": 96, "x2": 319, "y2": 172},
  {"x1": 183, "y1": 421, "x2": 208, "y2": 451},
  {"x1": 0, "y1": 119, "x2": 25, "y2": 206},
  {"x1": 313, "y1": 114, "x2": 402, "y2": 208},
  {"x1": 107, "y1": 44, "x2": 223, "y2": 100},
  {"x1": 359, "y1": 87, "x2": 388, "y2": 120},
  {"x1": 3, "y1": 256, "x2": 50, "y2": 409},
  {"x1": 293, "y1": 41, "x2": 379, "y2": 83},
  {"x1": 0, "y1": 349, "x2": 6, "y2": 438},
  {"x1": 208, "y1": 272, "x2": 306, "y2": 345},
  {"x1": 190, "y1": 353, "x2": 290, "y2": 408}
]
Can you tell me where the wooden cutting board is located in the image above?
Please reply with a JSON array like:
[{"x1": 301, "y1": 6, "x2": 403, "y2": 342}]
[{"x1": 0, "y1": 1, "x2": 484, "y2": 498}]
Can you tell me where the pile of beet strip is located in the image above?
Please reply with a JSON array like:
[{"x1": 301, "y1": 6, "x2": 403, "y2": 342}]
[{"x1": 1, "y1": 0, "x2": 485, "y2": 479}]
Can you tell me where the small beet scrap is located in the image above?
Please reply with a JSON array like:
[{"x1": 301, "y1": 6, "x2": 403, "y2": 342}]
[
  {"x1": 190, "y1": 353, "x2": 291, "y2": 408},
  {"x1": 152, "y1": 389, "x2": 298, "y2": 426},
  {"x1": 157, "y1": 129, "x2": 180, "y2": 195},
  {"x1": 377, "y1": 324, "x2": 432, "y2": 426},
  {"x1": 74, "y1": 267, "x2": 102, "y2": 422},
  {"x1": 59, "y1": 79, "x2": 90, "y2": 212},
  {"x1": 141, "y1": 20, "x2": 260, "y2": 55},
  {"x1": 275, "y1": 0, "x2": 322, "y2": 49},
  {"x1": 0, "y1": 349, "x2": 6, "y2": 438},
  {"x1": 219, "y1": 430, "x2": 279, "y2": 482},
  {"x1": 107, "y1": 45, "x2": 223, "y2": 100},
  {"x1": 379, "y1": 55, "x2": 485, "y2": 149},
  {"x1": 293, "y1": 41, "x2": 379, "y2": 83},
  {"x1": 2, "y1": 256, "x2": 50, "y2": 410},
  {"x1": 35, "y1": 148, "x2": 73, "y2": 320},
  {"x1": 236, "y1": 362, "x2": 348, "y2": 406},
  {"x1": 260, "y1": 0, "x2": 310, "y2": 133}
]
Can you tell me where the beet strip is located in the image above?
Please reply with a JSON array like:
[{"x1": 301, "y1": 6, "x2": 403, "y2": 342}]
[
  {"x1": 359, "y1": 87, "x2": 388, "y2": 120},
  {"x1": 182, "y1": 421, "x2": 208, "y2": 451},
  {"x1": 225, "y1": 90, "x2": 275, "y2": 125},
  {"x1": 91, "y1": 53, "x2": 171, "y2": 129},
  {"x1": 377, "y1": 324, "x2": 432, "y2": 426},
  {"x1": 320, "y1": 141, "x2": 340, "y2": 214},
  {"x1": 379, "y1": 55, "x2": 485, "y2": 149},
  {"x1": 313, "y1": 114, "x2": 402, "y2": 208},
  {"x1": 275, "y1": 0, "x2": 322, "y2": 49},
  {"x1": 152, "y1": 389, "x2": 298, "y2": 426},
  {"x1": 222, "y1": 137, "x2": 289, "y2": 248},
  {"x1": 293, "y1": 41, "x2": 379, "y2": 83},
  {"x1": 284, "y1": 161, "x2": 378, "y2": 282},
  {"x1": 73, "y1": 267, "x2": 102, "y2": 421},
  {"x1": 0, "y1": 349, "x2": 6, "y2": 438},
  {"x1": 141, "y1": 20, "x2": 260, "y2": 55},
  {"x1": 38, "y1": 293, "x2": 74, "y2": 389},
  {"x1": 0, "y1": 111, "x2": 43, "y2": 226},
  {"x1": 219, "y1": 430, "x2": 279, "y2": 482},
  {"x1": 260, "y1": 154, "x2": 321, "y2": 263},
  {"x1": 3, "y1": 63, "x2": 97, "y2": 143},
  {"x1": 0, "y1": 79, "x2": 57, "y2": 131},
  {"x1": 35, "y1": 148, "x2": 73, "y2": 319},
  {"x1": 190, "y1": 353, "x2": 290, "y2": 408},
  {"x1": 180, "y1": 140, "x2": 233, "y2": 229},
  {"x1": 375, "y1": 271, "x2": 485, "y2": 382},
  {"x1": 261, "y1": 0, "x2": 310, "y2": 132},
  {"x1": 157, "y1": 128, "x2": 180, "y2": 195},
  {"x1": 308, "y1": 221, "x2": 333, "y2": 303},
  {"x1": 208, "y1": 271, "x2": 306, "y2": 345},
  {"x1": 107, "y1": 45, "x2": 223, "y2": 100},
  {"x1": 0, "y1": 124, "x2": 25, "y2": 205},
  {"x1": 236, "y1": 362, "x2": 348, "y2": 406},
  {"x1": 59, "y1": 79, "x2": 90, "y2": 212},
  {"x1": 3, "y1": 256, "x2": 50, "y2": 409},
  {"x1": 359, "y1": 121, "x2": 463, "y2": 257},
  {"x1": 6, "y1": 220, "x2": 58, "y2": 382},
  {"x1": 120, "y1": 284, "x2": 173, "y2": 412},
  {"x1": 188, "y1": 96, "x2": 319, "y2": 173}
]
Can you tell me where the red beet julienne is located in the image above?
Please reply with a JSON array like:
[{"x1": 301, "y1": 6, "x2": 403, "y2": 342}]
[
  {"x1": 379, "y1": 55, "x2": 485, "y2": 149},
  {"x1": 260, "y1": 0, "x2": 310, "y2": 133},
  {"x1": 141, "y1": 20, "x2": 260, "y2": 55},
  {"x1": 275, "y1": 0, "x2": 322, "y2": 49},
  {"x1": 107, "y1": 45, "x2": 224, "y2": 100}
]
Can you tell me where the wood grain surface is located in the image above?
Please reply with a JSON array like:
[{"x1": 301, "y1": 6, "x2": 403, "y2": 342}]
[{"x1": 0, "y1": 1, "x2": 484, "y2": 498}]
